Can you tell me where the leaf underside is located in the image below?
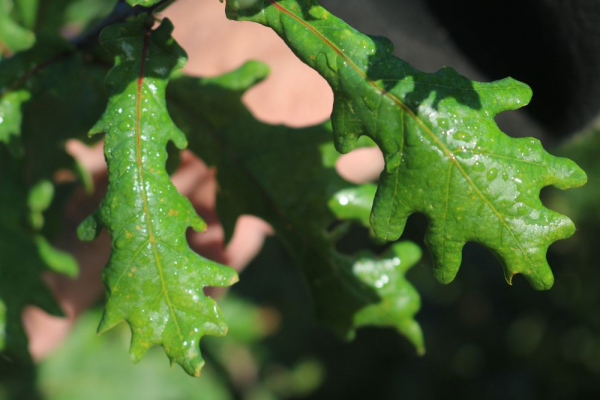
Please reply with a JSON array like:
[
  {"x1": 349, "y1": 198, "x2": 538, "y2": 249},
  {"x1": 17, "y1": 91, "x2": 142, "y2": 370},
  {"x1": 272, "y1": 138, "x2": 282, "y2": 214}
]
[
  {"x1": 225, "y1": 0, "x2": 587, "y2": 290},
  {"x1": 168, "y1": 61, "x2": 424, "y2": 352},
  {"x1": 77, "y1": 16, "x2": 237, "y2": 377}
]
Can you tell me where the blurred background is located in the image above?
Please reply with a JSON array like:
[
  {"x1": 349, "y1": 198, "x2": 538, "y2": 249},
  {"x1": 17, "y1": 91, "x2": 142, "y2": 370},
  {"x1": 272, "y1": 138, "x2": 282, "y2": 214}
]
[{"x1": 3, "y1": 0, "x2": 600, "y2": 399}]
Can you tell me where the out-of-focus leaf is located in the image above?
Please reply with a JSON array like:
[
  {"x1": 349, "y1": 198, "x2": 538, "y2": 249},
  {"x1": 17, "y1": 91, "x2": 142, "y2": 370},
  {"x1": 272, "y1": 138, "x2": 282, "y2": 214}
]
[
  {"x1": 0, "y1": 38, "x2": 70, "y2": 154},
  {"x1": 35, "y1": 0, "x2": 117, "y2": 35},
  {"x1": 0, "y1": 0, "x2": 35, "y2": 55},
  {"x1": 126, "y1": 0, "x2": 161, "y2": 7},
  {"x1": 168, "y1": 61, "x2": 424, "y2": 352},
  {"x1": 34, "y1": 235, "x2": 78, "y2": 278},
  {"x1": 225, "y1": 0, "x2": 587, "y2": 291},
  {"x1": 329, "y1": 184, "x2": 377, "y2": 230},
  {"x1": 351, "y1": 242, "x2": 424, "y2": 354},
  {"x1": 28, "y1": 179, "x2": 53, "y2": 229},
  {"x1": 330, "y1": 184, "x2": 424, "y2": 352},
  {"x1": 0, "y1": 160, "x2": 63, "y2": 360},
  {"x1": 0, "y1": 33, "x2": 105, "y2": 230},
  {"x1": 554, "y1": 128, "x2": 600, "y2": 229},
  {"x1": 0, "y1": 90, "x2": 28, "y2": 154},
  {"x1": 14, "y1": 0, "x2": 38, "y2": 29},
  {"x1": 78, "y1": 16, "x2": 238, "y2": 377},
  {"x1": 38, "y1": 310, "x2": 232, "y2": 400}
]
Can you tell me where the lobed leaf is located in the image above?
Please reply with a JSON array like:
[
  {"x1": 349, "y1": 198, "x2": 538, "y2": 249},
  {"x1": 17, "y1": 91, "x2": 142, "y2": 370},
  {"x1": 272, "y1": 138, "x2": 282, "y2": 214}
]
[
  {"x1": 224, "y1": 0, "x2": 587, "y2": 290},
  {"x1": 351, "y1": 242, "x2": 424, "y2": 354},
  {"x1": 78, "y1": 15, "x2": 238, "y2": 377},
  {"x1": 168, "y1": 61, "x2": 424, "y2": 351},
  {"x1": 330, "y1": 184, "x2": 424, "y2": 352}
]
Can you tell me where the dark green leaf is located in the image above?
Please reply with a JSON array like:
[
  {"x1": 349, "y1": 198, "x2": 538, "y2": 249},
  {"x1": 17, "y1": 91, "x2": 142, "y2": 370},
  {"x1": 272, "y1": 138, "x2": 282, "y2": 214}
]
[
  {"x1": 0, "y1": 161, "x2": 63, "y2": 360},
  {"x1": 329, "y1": 183, "x2": 424, "y2": 352},
  {"x1": 351, "y1": 242, "x2": 424, "y2": 354},
  {"x1": 0, "y1": 38, "x2": 71, "y2": 154},
  {"x1": 168, "y1": 61, "x2": 424, "y2": 351}
]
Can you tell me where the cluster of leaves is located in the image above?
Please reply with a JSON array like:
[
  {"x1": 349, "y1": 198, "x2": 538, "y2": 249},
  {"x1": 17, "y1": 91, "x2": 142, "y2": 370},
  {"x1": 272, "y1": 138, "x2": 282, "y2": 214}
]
[{"x1": 0, "y1": 0, "x2": 586, "y2": 379}]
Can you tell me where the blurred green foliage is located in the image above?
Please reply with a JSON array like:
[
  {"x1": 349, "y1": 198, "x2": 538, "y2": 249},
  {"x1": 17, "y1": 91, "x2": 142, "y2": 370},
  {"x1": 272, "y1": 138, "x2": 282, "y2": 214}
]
[{"x1": 1, "y1": 0, "x2": 600, "y2": 399}]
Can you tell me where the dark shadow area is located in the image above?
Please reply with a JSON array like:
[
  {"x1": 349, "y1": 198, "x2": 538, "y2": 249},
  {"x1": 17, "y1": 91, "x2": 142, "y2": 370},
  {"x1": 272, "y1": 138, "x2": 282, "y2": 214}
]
[
  {"x1": 321, "y1": 0, "x2": 600, "y2": 140},
  {"x1": 365, "y1": 36, "x2": 482, "y2": 111}
]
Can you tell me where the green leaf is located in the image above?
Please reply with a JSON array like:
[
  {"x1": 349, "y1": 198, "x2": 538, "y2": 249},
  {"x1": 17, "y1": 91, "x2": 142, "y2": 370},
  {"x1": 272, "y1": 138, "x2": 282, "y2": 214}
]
[
  {"x1": 35, "y1": 0, "x2": 117, "y2": 35},
  {"x1": 329, "y1": 184, "x2": 377, "y2": 230},
  {"x1": 35, "y1": 235, "x2": 79, "y2": 278},
  {"x1": 14, "y1": 0, "x2": 39, "y2": 29},
  {"x1": 0, "y1": 90, "x2": 29, "y2": 154},
  {"x1": 126, "y1": 0, "x2": 161, "y2": 7},
  {"x1": 224, "y1": 0, "x2": 587, "y2": 290},
  {"x1": 0, "y1": 37, "x2": 100, "y2": 360},
  {"x1": 0, "y1": 160, "x2": 63, "y2": 360},
  {"x1": 0, "y1": 38, "x2": 71, "y2": 154},
  {"x1": 0, "y1": 0, "x2": 35, "y2": 55},
  {"x1": 78, "y1": 15, "x2": 238, "y2": 377},
  {"x1": 0, "y1": 36, "x2": 106, "y2": 232},
  {"x1": 168, "y1": 62, "x2": 424, "y2": 352},
  {"x1": 38, "y1": 309, "x2": 233, "y2": 400},
  {"x1": 28, "y1": 179, "x2": 54, "y2": 230},
  {"x1": 352, "y1": 242, "x2": 424, "y2": 354},
  {"x1": 329, "y1": 184, "x2": 424, "y2": 352}
]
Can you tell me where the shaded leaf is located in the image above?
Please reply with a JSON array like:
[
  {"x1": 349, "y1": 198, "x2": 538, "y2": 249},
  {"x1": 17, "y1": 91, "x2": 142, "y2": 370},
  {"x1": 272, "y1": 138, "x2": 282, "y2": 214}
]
[
  {"x1": 35, "y1": 0, "x2": 117, "y2": 35},
  {"x1": 78, "y1": 15, "x2": 237, "y2": 377},
  {"x1": 168, "y1": 61, "x2": 424, "y2": 351},
  {"x1": 329, "y1": 184, "x2": 377, "y2": 230},
  {"x1": 329, "y1": 184, "x2": 424, "y2": 352},
  {"x1": 225, "y1": 0, "x2": 587, "y2": 290},
  {"x1": 0, "y1": 159, "x2": 63, "y2": 360},
  {"x1": 0, "y1": 34, "x2": 106, "y2": 236},
  {"x1": 0, "y1": 38, "x2": 70, "y2": 154},
  {"x1": 14, "y1": 0, "x2": 39, "y2": 29},
  {"x1": 351, "y1": 242, "x2": 424, "y2": 354}
]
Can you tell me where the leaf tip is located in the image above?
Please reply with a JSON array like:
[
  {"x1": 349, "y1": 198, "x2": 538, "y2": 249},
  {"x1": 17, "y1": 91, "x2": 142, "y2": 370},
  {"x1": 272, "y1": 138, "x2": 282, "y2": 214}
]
[
  {"x1": 180, "y1": 355, "x2": 206, "y2": 377},
  {"x1": 507, "y1": 268, "x2": 554, "y2": 291},
  {"x1": 129, "y1": 332, "x2": 152, "y2": 364},
  {"x1": 96, "y1": 310, "x2": 122, "y2": 335}
]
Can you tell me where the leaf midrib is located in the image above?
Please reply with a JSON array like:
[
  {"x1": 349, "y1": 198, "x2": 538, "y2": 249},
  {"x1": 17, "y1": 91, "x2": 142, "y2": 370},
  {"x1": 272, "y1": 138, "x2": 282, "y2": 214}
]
[{"x1": 134, "y1": 30, "x2": 183, "y2": 339}]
